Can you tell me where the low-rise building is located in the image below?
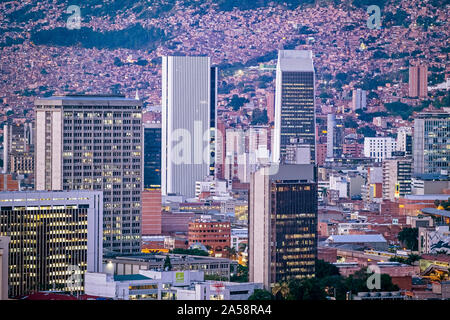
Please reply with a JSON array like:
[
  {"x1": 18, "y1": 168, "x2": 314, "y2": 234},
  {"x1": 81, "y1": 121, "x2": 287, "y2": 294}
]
[
  {"x1": 85, "y1": 269, "x2": 262, "y2": 300},
  {"x1": 103, "y1": 253, "x2": 237, "y2": 280},
  {"x1": 325, "y1": 234, "x2": 388, "y2": 251}
]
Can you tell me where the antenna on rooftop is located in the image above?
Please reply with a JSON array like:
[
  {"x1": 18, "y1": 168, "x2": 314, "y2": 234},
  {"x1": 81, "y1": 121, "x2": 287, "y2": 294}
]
[{"x1": 135, "y1": 89, "x2": 139, "y2": 100}]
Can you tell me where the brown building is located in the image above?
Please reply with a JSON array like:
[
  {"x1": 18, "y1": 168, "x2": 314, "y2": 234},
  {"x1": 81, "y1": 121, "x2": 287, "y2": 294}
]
[
  {"x1": 188, "y1": 219, "x2": 231, "y2": 257},
  {"x1": 316, "y1": 143, "x2": 327, "y2": 166},
  {"x1": 141, "y1": 189, "x2": 162, "y2": 236},
  {"x1": 380, "y1": 200, "x2": 400, "y2": 216},
  {"x1": 343, "y1": 143, "x2": 363, "y2": 158},
  {"x1": 398, "y1": 195, "x2": 448, "y2": 216},
  {"x1": 409, "y1": 65, "x2": 428, "y2": 98},
  {"x1": 162, "y1": 212, "x2": 195, "y2": 234},
  {"x1": 0, "y1": 174, "x2": 20, "y2": 191},
  {"x1": 318, "y1": 247, "x2": 337, "y2": 263}
]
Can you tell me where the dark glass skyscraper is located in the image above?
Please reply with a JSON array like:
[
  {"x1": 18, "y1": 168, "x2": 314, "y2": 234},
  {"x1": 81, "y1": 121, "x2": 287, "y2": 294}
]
[
  {"x1": 274, "y1": 50, "x2": 316, "y2": 164},
  {"x1": 143, "y1": 123, "x2": 162, "y2": 189},
  {"x1": 249, "y1": 164, "x2": 318, "y2": 289}
]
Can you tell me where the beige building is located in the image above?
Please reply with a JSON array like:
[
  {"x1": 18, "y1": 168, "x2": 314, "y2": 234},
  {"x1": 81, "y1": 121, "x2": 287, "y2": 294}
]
[{"x1": 34, "y1": 95, "x2": 143, "y2": 254}]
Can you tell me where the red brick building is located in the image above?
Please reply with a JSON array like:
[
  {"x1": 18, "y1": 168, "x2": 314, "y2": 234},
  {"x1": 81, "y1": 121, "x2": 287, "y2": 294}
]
[
  {"x1": 0, "y1": 174, "x2": 19, "y2": 191},
  {"x1": 316, "y1": 143, "x2": 327, "y2": 166},
  {"x1": 343, "y1": 143, "x2": 363, "y2": 158},
  {"x1": 141, "y1": 189, "x2": 162, "y2": 236},
  {"x1": 188, "y1": 220, "x2": 231, "y2": 257}
]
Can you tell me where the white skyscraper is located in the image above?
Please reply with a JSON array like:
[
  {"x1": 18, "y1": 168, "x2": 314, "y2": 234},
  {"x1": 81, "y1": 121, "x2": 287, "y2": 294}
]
[{"x1": 161, "y1": 56, "x2": 217, "y2": 198}]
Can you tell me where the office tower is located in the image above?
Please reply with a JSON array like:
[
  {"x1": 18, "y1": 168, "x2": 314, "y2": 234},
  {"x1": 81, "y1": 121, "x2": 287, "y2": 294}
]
[
  {"x1": 364, "y1": 137, "x2": 397, "y2": 162},
  {"x1": 409, "y1": 65, "x2": 428, "y2": 98},
  {"x1": 34, "y1": 95, "x2": 143, "y2": 254},
  {"x1": 0, "y1": 236, "x2": 9, "y2": 300},
  {"x1": 2, "y1": 123, "x2": 34, "y2": 175},
  {"x1": 382, "y1": 157, "x2": 412, "y2": 201},
  {"x1": 396, "y1": 127, "x2": 413, "y2": 156},
  {"x1": 273, "y1": 50, "x2": 316, "y2": 164},
  {"x1": 285, "y1": 137, "x2": 312, "y2": 164},
  {"x1": 352, "y1": 88, "x2": 367, "y2": 111},
  {"x1": 326, "y1": 114, "x2": 344, "y2": 159},
  {"x1": 143, "y1": 123, "x2": 162, "y2": 189},
  {"x1": 249, "y1": 164, "x2": 317, "y2": 289},
  {"x1": 0, "y1": 190, "x2": 103, "y2": 297},
  {"x1": 161, "y1": 56, "x2": 217, "y2": 198},
  {"x1": 413, "y1": 111, "x2": 450, "y2": 175}
]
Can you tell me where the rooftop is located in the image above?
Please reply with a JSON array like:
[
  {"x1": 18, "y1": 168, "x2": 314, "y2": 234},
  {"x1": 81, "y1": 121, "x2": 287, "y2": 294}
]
[
  {"x1": 278, "y1": 50, "x2": 314, "y2": 72},
  {"x1": 270, "y1": 164, "x2": 316, "y2": 182},
  {"x1": 113, "y1": 274, "x2": 152, "y2": 281},
  {"x1": 34, "y1": 95, "x2": 142, "y2": 107},
  {"x1": 421, "y1": 208, "x2": 450, "y2": 218},
  {"x1": 326, "y1": 234, "x2": 387, "y2": 243}
]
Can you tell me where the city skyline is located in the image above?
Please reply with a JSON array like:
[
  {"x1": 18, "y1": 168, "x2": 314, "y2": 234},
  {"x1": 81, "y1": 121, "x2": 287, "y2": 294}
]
[{"x1": 0, "y1": 0, "x2": 449, "y2": 304}]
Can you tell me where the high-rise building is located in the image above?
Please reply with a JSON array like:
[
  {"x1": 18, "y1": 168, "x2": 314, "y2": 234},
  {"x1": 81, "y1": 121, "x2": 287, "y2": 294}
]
[
  {"x1": 2, "y1": 123, "x2": 34, "y2": 175},
  {"x1": 352, "y1": 88, "x2": 367, "y2": 111},
  {"x1": 382, "y1": 157, "x2": 413, "y2": 201},
  {"x1": 413, "y1": 111, "x2": 450, "y2": 175},
  {"x1": 326, "y1": 113, "x2": 344, "y2": 159},
  {"x1": 143, "y1": 123, "x2": 162, "y2": 189},
  {"x1": 34, "y1": 95, "x2": 143, "y2": 254},
  {"x1": 364, "y1": 137, "x2": 397, "y2": 162},
  {"x1": 409, "y1": 65, "x2": 428, "y2": 98},
  {"x1": 0, "y1": 190, "x2": 103, "y2": 297},
  {"x1": 161, "y1": 56, "x2": 217, "y2": 198},
  {"x1": 396, "y1": 127, "x2": 413, "y2": 156},
  {"x1": 249, "y1": 164, "x2": 317, "y2": 289},
  {"x1": 273, "y1": 50, "x2": 316, "y2": 164}
]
